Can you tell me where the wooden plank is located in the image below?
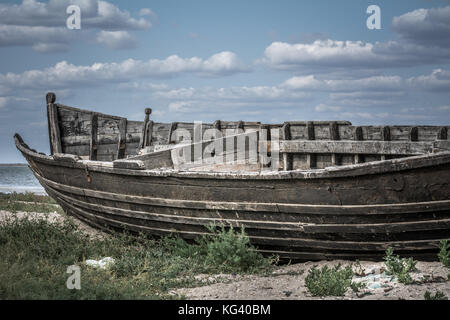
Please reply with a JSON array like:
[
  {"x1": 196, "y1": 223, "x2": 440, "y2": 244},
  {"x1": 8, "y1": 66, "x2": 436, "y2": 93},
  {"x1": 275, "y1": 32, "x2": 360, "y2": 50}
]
[
  {"x1": 410, "y1": 127, "x2": 419, "y2": 142},
  {"x1": 354, "y1": 126, "x2": 364, "y2": 164},
  {"x1": 51, "y1": 186, "x2": 450, "y2": 237},
  {"x1": 438, "y1": 127, "x2": 448, "y2": 140},
  {"x1": 89, "y1": 113, "x2": 98, "y2": 161},
  {"x1": 306, "y1": 121, "x2": 316, "y2": 168},
  {"x1": 329, "y1": 122, "x2": 339, "y2": 166},
  {"x1": 279, "y1": 140, "x2": 434, "y2": 155},
  {"x1": 113, "y1": 159, "x2": 145, "y2": 170},
  {"x1": 303, "y1": 219, "x2": 450, "y2": 234},
  {"x1": 46, "y1": 93, "x2": 62, "y2": 155},
  {"x1": 116, "y1": 118, "x2": 127, "y2": 160},
  {"x1": 51, "y1": 195, "x2": 446, "y2": 252},
  {"x1": 139, "y1": 108, "x2": 151, "y2": 149},
  {"x1": 381, "y1": 126, "x2": 390, "y2": 161},
  {"x1": 281, "y1": 122, "x2": 292, "y2": 171},
  {"x1": 168, "y1": 122, "x2": 178, "y2": 144},
  {"x1": 34, "y1": 169, "x2": 450, "y2": 215}
]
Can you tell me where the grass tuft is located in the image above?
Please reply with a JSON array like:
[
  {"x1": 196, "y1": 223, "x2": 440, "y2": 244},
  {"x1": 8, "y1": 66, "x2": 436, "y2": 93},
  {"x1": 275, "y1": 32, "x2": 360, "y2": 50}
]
[
  {"x1": 305, "y1": 264, "x2": 358, "y2": 297},
  {"x1": 383, "y1": 247, "x2": 417, "y2": 285},
  {"x1": 424, "y1": 290, "x2": 448, "y2": 300},
  {"x1": 438, "y1": 240, "x2": 450, "y2": 268}
]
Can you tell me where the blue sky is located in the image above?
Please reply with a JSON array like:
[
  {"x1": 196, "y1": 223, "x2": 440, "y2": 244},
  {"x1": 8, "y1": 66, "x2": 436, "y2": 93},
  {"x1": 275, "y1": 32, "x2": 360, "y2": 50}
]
[{"x1": 1, "y1": 0, "x2": 450, "y2": 163}]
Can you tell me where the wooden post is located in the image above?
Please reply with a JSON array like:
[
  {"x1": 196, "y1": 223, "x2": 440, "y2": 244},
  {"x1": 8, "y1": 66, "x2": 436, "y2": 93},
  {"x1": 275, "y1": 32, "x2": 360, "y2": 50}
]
[
  {"x1": 410, "y1": 127, "x2": 419, "y2": 142},
  {"x1": 306, "y1": 121, "x2": 316, "y2": 168},
  {"x1": 139, "y1": 108, "x2": 151, "y2": 149},
  {"x1": 237, "y1": 120, "x2": 244, "y2": 134},
  {"x1": 259, "y1": 124, "x2": 271, "y2": 168},
  {"x1": 438, "y1": 127, "x2": 448, "y2": 140},
  {"x1": 145, "y1": 120, "x2": 153, "y2": 146},
  {"x1": 354, "y1": 126, "x2": 364, "y2": 164},
  {"x1": 89, "y1": 113, "x2": 98, "y2": 160},
  {"x1": 213, "y1": 120, "x2": 222, "y2": 140},
  {"x1": 281, "y1": 122, "x2": 292, "y2": 171},
  {"x1": 329, "y1": 122, "x2": 339, "y2": 166},
  {"x1": 116, "y1": 118, "x2": 127, "y2": 159},
  {"x1": 381, "y1": 126, "x2": 390, "y2": 161},
  {"x1": 46, "y1": 92, "x2": 62, "y2": 155},
  {"x1": 168, "y1": 122, "x2": 178, "y2": 144}
]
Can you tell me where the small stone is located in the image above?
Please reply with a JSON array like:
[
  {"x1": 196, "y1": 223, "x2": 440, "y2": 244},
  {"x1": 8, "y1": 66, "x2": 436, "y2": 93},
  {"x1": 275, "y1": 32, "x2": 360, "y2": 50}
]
[
  {"x1": 356, "y1": 291, "x2": 371, "y2": 298},
  {"x1": 283, "y1": 291, "x2": 292, "y2": 297}
]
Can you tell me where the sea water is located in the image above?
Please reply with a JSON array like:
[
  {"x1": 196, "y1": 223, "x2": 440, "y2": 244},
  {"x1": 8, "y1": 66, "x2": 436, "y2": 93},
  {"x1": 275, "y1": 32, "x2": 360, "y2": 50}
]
[{"x1": 0, "y1": 164, "x2": 46, "y2": 195}]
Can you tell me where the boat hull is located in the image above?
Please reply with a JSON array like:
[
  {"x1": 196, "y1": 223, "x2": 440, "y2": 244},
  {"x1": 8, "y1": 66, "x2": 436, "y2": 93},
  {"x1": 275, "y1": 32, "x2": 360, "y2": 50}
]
[{"x1": 15, "y1": 134, "x2": 450, "y2": 261}]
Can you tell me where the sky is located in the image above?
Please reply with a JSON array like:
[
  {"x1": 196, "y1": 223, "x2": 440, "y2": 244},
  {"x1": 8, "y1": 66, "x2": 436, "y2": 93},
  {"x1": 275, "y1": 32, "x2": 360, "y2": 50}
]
[{"x1": 1, "y1": 0, "x2": 450, "y2": 163}]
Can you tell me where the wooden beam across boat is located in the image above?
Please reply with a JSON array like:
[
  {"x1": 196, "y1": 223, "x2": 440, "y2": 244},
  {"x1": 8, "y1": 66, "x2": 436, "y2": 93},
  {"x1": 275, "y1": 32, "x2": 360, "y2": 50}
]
[{"x1": 279, "y1": 140, "x2": 437, "y2": 155}]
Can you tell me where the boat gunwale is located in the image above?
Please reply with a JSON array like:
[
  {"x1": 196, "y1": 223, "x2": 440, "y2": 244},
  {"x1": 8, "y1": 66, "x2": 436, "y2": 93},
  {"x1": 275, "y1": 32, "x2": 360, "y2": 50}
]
[{"x1": 14, "y1": 133, "x2": 450, "y2": 181}]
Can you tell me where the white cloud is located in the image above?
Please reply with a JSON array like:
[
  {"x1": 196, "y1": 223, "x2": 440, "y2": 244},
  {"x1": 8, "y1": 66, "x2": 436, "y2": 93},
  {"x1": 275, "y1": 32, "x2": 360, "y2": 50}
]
[
  {"x1": 392, "y1": 6, "x2": 450, "y2": 48},
  {"x1": 0, "y1": 0, "x2": 152, "y2": 52},
  {"x1": 0, "y1": 52, "x2": 248, "y2": 90},
  {"x1": 96, "y1": 30, "x2": 137, "y2": 49},
  {"x1": 0, "y1": 0, "x2": 151, "y2": 30},
  {"x1": 168, "y1": 101, "x2": 194, "y2": 112},
  {"x1": 262, "y1": 40, "x2": 450, "y2": 72},
  {"x1": 139, "y1": 8, "x2": 158, "y2": 20},
  {"x1": 408, "y1": 69, "x2": 450, "y2": 92},
  {"x1": 282, "y1": 75, "x2": 404, "y2": 92},
  {"x1": 315, "y1": 104, "x2": 342, "y2": 112},
  {"x1": 263, "y1": 40, "x2": 378, "y2": 69},
  {"x1": 0, "y1": 25, "x2": 71, "y2": 50},
  {"x1": 261, "y1": 7, "x2": 450, "y2": 72}
]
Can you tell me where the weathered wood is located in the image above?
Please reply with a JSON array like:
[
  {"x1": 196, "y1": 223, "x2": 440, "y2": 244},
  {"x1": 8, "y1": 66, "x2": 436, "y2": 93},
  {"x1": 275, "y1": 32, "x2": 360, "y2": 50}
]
[
  {"x1": 438, "y1": 127, "x2": 448, "y2": 140},
  {"x1": 35, "y1": 171, "x2": 450, "y2": 215},
  {"x1": 113, "y1": 159, "x2": 145, "y2": 170},
  {"x1": 281, "y1": 122, "x2": 292, "y2": 171},
  {"x1": 381, "y1": 126, "x2": 391, "y2": 161},
  {"x1": 237, "y1": 120, "x2": 244, "y2": 133},
  {"x1": 14, "y1": 97, "x2": 450, "y2": 261},
  {"x1": 89, "y1": 113, "x2": 98, "y2": 161},
  {"x1": 329, "y1": 122, "x2": 339, "y2": 166},
  {"x1": 139, "y1": 108, "x2": 151, "y2": 149},
  {"x1": 354, "y1": 126, "x2": 364, "y2": 164},
  {"x1": 168, "y1": 122, "x2": 178, "y2": 144},
  {"x1": 410, "y1": 127, "x2": 419, "y2": 142},
  {"x1": 116, "y1": 118, "x2": 127, "y2": 159},
  {"x1": 306, "y1": 121, "x2": 316, "y2": 168},
  {"x1": 214, "y1": 120, "x2": 221, "y2": 131},
  {"x1": 279, "y1": 140, "x2": 434, "y2": 155},
  {"x1": 46, "y1": 93, "x2": 62, "y2": 155}
]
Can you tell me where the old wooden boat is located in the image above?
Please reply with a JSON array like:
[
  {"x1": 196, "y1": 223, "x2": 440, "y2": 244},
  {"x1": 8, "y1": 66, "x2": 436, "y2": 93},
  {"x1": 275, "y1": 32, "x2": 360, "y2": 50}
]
[{"x1": 14, "y1": 93, "x2": 450, "y2": 261}]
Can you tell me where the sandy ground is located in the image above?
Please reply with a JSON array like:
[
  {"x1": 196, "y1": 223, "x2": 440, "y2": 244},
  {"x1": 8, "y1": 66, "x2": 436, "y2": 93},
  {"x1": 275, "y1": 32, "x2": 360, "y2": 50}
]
[
  {"x1": 175, "y1": 260, "x2": 449, "y2": 300},
  {"x1": 1, "y1": 209, "x2": 449, "y2": 300},
  {"x1": 0, "y1": 209, "x2": 108, "y2": 239}
]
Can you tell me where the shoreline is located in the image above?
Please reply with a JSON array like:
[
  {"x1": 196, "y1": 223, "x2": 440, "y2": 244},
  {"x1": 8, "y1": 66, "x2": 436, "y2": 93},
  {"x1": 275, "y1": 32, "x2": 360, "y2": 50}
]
[{"x1": 0, "y1": 187, "x2": 47, "y2": 196}]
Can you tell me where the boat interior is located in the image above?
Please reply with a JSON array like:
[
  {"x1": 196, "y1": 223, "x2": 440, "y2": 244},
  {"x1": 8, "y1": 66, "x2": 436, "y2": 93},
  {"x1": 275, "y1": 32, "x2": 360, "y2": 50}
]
[{"x1": 45, "y1": 93, "x2": 450, "y2": 173}]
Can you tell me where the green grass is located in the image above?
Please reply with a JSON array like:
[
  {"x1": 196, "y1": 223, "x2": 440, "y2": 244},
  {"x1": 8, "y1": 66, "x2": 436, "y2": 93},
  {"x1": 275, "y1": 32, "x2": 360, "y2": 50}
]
[
  {"x1": 305, "y1": 264, "x2": 363, "y2": 297},
  {"x1": 424, "y1": 290, "x2": 448, "y2": 300},
  {"x1": 438, "y1": 240, "x2": 450, "y2": 268},
  {"x1": 0, "y1": 192, "x2": 63, "y2": 214},
  {"x1": 383, "y1": 247, "x2": 418, "y2": 285},
  {"x1": 0, "y1": 212, "x2": 273, "y2": 299}
]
